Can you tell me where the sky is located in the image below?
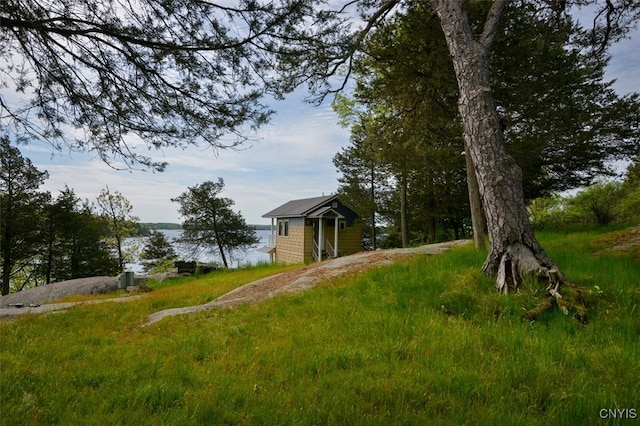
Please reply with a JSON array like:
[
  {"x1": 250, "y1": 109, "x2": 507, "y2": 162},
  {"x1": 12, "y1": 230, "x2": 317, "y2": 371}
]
[
  {"x1": 8, "y1": 11, "x2": 640, "y2": 226},
  {"x1": 20, "y1": 91, "x2": 351, "y2": 225}
]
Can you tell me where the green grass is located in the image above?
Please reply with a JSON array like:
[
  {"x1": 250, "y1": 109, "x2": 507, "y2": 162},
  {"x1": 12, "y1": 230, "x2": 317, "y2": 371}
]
[{"x1": 1, "y1": 228, "x2": 638, "y2": 425}]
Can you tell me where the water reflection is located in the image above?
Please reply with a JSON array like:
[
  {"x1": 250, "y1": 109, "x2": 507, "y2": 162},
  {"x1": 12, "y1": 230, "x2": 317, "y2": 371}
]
[{"x1": 124, "y1": 229, "x2": 272, "y2": 273}]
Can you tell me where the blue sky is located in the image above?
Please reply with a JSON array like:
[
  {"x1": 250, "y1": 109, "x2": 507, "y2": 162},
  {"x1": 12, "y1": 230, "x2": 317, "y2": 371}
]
[
  {"x1": 11, "y1": 17, "x2": 640, "y2": 225},
  {"x1": 21, "y1": 91, "x2": 350, "y2": 224}
]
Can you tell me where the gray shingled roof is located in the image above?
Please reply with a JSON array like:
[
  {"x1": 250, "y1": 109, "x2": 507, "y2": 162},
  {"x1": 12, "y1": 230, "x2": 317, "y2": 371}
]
[
  {"x1": 307, "y1": 206, "x2": 344, "y2": 218},
  {"x1": 262, "y1": 195, "x2": 338, "y2": 218}
]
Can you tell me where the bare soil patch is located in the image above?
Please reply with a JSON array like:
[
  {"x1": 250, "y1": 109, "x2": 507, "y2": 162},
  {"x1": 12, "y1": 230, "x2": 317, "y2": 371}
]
[{"x1": 595, "y1": 226, "x2": 640, "y2": 259}]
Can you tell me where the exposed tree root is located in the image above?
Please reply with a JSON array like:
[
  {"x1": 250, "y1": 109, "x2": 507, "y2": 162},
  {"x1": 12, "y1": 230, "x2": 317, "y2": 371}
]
[
  {"x1": 495, "y1": 241, "x2": 564, "y2": 295},
  {"x1": 491, "y1": 242, "x2": 592, "y2": 322},
  {"x1": 522, "y1": 282, "x2": 590, "y2": 325}
]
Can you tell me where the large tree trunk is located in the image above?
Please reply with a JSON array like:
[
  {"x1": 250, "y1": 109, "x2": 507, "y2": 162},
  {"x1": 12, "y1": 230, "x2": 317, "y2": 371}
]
[
  {"x1": 1, "y1": 257, "x2": 10, "y2": 296},
  {"x1": 464, "y1": 141, "x2": 486, "y2": 250},
  {"x1": 370, "y1": 162, "x2": 377, "y2": 251},
  {"x1": 433, "y1": 0, "x2": 563, "y2": 293},
  {"x1": 212, "y1": 213, "x2": 229, "y2": 268},
  {"x1": 399, "y1": 171, "x2": 409, "y2": 248}
]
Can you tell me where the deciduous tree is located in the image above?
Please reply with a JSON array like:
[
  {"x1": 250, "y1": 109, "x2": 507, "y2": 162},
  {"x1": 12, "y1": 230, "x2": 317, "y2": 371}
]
[
  {"x1": 96, "y1": 186, "x2": 138, "y2": 271},
  {"x1": 619, "y1": 158, "x2": 640, "y2": 222}
]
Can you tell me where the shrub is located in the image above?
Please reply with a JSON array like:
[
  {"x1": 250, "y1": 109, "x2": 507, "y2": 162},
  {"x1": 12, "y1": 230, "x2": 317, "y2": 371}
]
[
  {"x1": 529, "y1": 181, "x2": 632, "y2": 229},
  {"x1": 566, "y1": 181, "x2": 624, "y2": 225}
]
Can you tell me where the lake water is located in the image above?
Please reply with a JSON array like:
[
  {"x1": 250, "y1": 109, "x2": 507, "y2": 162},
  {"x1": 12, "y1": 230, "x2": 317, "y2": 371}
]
[{"x1": 125, "y1": 229, "x2": 272, "y2": 273}]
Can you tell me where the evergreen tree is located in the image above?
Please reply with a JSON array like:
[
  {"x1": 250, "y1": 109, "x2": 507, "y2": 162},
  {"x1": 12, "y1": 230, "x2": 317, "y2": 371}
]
[
  {"x1": 491, "y1": 1, "x2": 640, "y2": 199},
  {"x1": 140, "y1": 231, "x2": 178, "y2": 273},
  {"x1": 336, "y1": 1, "x2": 639, "y2": 250},
  {"x1": 0, "y1": 1, "x2": 345, "y2": 170},
  {"x1": 0, "y1": 137, "x2": 49, "y2": 294},
  {"x1": 4, "y1": 0, "x2": 638, "y2": 296},
  {"x1": 333, "y1": 108, "x2": 392, "y2": 251},
  {"x1": 172, "y1": 178, "x2": 259, "y2": 268},
  {"x1": 42, "y1": 187, "x2": 119, "y2": 282},
  {"x1": 334, "y1": 4, "x2": 469, "y2": 247},
  {"x1": 42, "y1": 187, "x2": 75, "y2": 284}
]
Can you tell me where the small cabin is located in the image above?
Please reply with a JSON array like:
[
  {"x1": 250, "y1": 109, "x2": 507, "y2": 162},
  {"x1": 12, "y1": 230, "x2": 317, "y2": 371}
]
[{"x1": 259, "y1": 195, "x2": 362, "y2": 264}]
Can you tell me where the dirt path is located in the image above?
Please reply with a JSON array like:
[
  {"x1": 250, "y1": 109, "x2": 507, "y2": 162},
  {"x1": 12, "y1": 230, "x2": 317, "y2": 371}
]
[{"x1": 144, "y1": 240, "x2": 471, "y2": 326}]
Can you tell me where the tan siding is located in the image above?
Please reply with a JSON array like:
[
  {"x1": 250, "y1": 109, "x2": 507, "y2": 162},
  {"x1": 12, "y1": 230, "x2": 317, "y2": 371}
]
[
  {"x1": 319, "y1": 223, "x2": 362, "y2": 257},
  {"x1": 338, "y1": 225, "x2": 362, "y2": 256},
  {"x1": 275, "y1": 224, "x2": 305, "y2": 264},
  {"x1": 274, "y1": 221, "x2": 362, "y2": 264},
  {"x1": 303, "y1": 225, "x2": 314, "y2": 263}
]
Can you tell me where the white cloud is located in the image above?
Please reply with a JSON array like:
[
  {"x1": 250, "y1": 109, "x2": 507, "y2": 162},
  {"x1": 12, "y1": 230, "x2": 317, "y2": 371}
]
[
  {"x1": 25, "y1": 91, "x2": 349, "y2": 225},
  {"x1": 10, "y1": 16, "x2": 637, "y2": 226},
  {"x1": 606, "y1": 36, "x2": 639, "y2": 95}
]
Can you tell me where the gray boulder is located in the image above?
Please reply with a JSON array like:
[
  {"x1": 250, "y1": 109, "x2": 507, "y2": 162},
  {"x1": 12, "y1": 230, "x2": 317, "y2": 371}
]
[{"x1": 0, "y1": 276, "x2": 119, "y2": 308}]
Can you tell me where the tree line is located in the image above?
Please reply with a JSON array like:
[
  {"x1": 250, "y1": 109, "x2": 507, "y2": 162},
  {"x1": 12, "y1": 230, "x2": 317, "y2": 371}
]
[
  {"x1": 332, "y1": 1, "x2": 639, "y2": 251},
  {"x1": 1, "y1": 137, "x2": 123, "y2": 294},
  {"x1": 0, "y1": 138, "x2": 258, "y2": 295}
]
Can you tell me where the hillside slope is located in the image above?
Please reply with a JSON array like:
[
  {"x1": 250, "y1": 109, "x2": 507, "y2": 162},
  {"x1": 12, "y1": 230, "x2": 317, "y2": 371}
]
[{"x1": 145, "y1": 240, "x2": 471, "y2": 325}]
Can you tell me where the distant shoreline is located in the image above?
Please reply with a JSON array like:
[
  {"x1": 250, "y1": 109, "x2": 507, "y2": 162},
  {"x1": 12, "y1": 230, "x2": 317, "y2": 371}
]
[{"x1": 139, "y1": 223, "x2": 272, "y2": 231}]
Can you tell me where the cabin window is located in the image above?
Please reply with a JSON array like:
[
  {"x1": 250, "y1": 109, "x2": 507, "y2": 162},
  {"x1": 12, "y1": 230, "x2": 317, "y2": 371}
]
[
  {"x1": 278, "y1": 219, "x2": 289, "y2": 236},
  {"x1": 339, "y1": 221, "x2": 346, "y2": 231}
]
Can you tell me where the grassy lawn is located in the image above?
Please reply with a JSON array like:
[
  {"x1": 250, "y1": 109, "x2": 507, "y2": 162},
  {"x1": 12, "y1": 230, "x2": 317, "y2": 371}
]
[{"x1": 1, "y1": 228, "x2": 638, "y2": 425}]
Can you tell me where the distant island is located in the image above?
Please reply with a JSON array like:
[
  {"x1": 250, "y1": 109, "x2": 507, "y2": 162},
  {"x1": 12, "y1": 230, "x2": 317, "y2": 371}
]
[
  {"x1": 137, "y1": 223, "x2": 271, "y2": 232},
  {"x1": 251, "y1": 224, "x2": 272, "y2": 230},
  {"x1": 140, "y1": 222, "x2": 183, "y2": 230}
]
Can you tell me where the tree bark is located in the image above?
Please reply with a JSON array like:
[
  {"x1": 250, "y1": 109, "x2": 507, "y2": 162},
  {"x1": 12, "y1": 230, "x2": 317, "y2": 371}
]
[
  {"x1": 1, "y1": 253, "x2": 11, "y2": 296},
  {"x1": 399, "y1": 171, "x2": 409, "y2": 248},
  {"x1": 433, "y1": 0, "x2": 563, "y2": 293},
  {"x1": 370, "y1": 161, "x2": 377, "y2": 251},
  {"x1": 211, "y1": 211, "x2": 229, "y2": 268},
  {"x1": 429, "y1": 216, "x2": 437, "y2": 244},
  {"x1": 1, "y1": 184, "x2": 13, "y2": 295},
  {"x1": 464, "y1": 141, "x2": 486, "y2": 250},
  {"x1": 46, "y1": 220, "x2": 53, "y2": 284}
]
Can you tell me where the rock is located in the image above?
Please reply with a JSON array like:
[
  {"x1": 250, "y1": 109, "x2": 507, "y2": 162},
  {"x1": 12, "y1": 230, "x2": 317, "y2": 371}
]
[{"x1": 0, "y1": 276, "x2": 119, "y2": 308}]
